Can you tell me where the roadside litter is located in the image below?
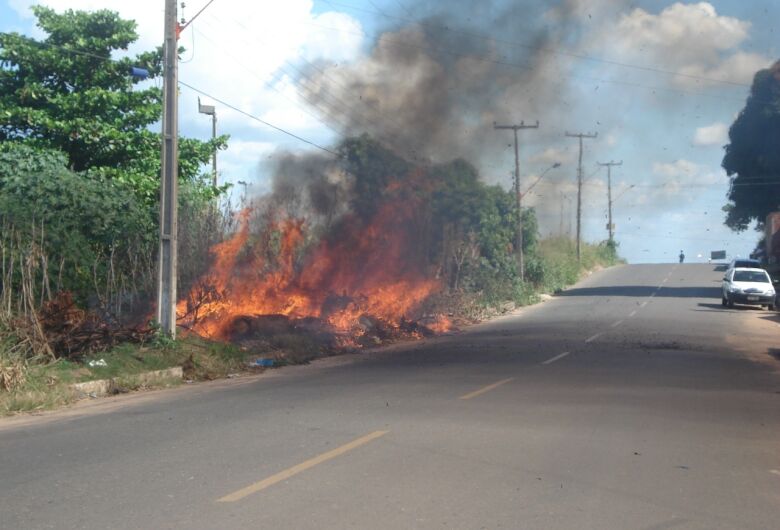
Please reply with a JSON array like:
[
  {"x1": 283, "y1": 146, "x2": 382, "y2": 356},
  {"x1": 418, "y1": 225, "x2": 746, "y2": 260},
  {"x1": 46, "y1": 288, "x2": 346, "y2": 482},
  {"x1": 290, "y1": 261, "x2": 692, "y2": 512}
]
[{"x1": 248, "y1": 358, "x2": 274, "y2": 367}]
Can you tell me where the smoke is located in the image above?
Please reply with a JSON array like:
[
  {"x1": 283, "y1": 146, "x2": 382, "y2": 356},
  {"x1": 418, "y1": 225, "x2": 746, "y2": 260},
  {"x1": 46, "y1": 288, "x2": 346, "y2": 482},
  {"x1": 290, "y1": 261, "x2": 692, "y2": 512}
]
[
  {"x1": 265, "y1": 151, "x2": 353, "y2": 226},
  {"x1": 297, "y1": 0, "x2": 619, "y2": 167},
  {"x1": 253, "y1": 0, "x2": 766, "y2": 249}
]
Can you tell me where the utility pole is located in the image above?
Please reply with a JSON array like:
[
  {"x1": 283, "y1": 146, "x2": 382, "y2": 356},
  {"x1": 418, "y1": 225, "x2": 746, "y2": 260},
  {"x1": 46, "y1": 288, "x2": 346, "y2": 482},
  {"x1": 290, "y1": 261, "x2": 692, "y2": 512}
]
[
  {"x1": 157, "y1": 0, "x2": 179, "y2": 338},
  {"x1": 565, "y1": 131, "x2": 598, "y2": 262},
  {"x1": 598, "y1": 160, "x2": 622, "y2": 242},
  {"x1": 559, "y1": 192, "x2": 565, "y2": 236},
  {"x1": 198, "y1": 97, "x2": 217, "y2": 186},
  {"x1": 494, "y1": 120, "x2": 539, "y2": 280}
]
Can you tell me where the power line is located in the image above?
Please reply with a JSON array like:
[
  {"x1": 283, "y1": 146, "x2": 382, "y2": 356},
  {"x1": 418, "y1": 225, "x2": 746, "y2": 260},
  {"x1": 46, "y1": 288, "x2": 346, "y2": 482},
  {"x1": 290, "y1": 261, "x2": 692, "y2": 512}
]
[
  {"x1": 190, "y1": 25, "x2": 349, "y2": 136},
  {"x1": 206, "y1": 13, "x2": 414, "y2": 157},
  {"x1": 179, "y1": 80, "x2": 340, "y2": 156},
  {"x1": 202, "y1": 15, "x2": 359, "y2": 126},
  {"x1": 178, "y1": 0, "x2": 219, "y2": 34},
  {"x1": 298, "y1": 13, "x2": 756, "y2": 107},
  {"x1": 321, "y1": 0, "x2": 753, "y2": 88},
  {"x1": 4, "y1": 30, "x2": 342, "y2": 157}
]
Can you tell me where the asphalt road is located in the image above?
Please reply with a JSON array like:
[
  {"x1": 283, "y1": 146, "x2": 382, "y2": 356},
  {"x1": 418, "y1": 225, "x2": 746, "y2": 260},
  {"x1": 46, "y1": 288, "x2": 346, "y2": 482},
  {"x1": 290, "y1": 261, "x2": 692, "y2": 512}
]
[{"x1": 2, "y1": 263, "x2": 779, "y2": 530}]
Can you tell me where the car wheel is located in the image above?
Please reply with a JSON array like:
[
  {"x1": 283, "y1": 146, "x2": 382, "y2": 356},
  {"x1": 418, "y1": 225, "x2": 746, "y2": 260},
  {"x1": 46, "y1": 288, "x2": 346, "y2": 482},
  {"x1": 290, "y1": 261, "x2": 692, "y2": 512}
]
[{"x1": 721, "y1": 296, "x2": 728, "y2": 307}]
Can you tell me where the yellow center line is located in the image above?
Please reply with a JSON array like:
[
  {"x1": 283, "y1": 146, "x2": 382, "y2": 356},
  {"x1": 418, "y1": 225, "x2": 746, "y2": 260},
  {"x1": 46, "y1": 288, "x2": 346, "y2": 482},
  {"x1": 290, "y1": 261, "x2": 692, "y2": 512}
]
[
  {"x1": 217, "y1": 430, "x2": 389, "y2": 502},
  {"x1": 459, "y1": 378, "x2": 514, "y2": 400}
]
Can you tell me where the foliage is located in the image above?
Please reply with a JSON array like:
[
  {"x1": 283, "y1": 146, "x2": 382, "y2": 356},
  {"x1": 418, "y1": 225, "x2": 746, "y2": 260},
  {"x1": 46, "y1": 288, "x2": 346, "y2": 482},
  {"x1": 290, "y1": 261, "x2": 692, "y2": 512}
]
[
  {"x1": 334, "y1": 135, "x2": 605, "y2": 308},
  {"x1": 339, "y1": 134, "x2": 411, "y2": 218},
  {"x1": 0, "y1": 143, "x2": 154, "y2": 303},
  {"x1": 531, "y1": 237, "x2": 623, "y2": 295},
  {"x1": 722, "y1": 60, "x2": 780, "y2": 231},
  {"x1": 0, "y1": 335, "x2": 248, "y2": 415},
  {"x1": 0, "y1": 6, "x2": 226, "y2": 206}
]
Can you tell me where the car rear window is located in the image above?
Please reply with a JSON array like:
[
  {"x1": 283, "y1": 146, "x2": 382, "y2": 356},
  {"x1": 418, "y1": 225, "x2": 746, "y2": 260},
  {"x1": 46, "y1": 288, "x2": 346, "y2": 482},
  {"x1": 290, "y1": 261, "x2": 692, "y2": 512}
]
[
  {"x1": 733, "y1": 260, "x2": 760, "y2": 268},
  {"x1": 733, "y1": 271, "x2": 770, "y2": 283}
]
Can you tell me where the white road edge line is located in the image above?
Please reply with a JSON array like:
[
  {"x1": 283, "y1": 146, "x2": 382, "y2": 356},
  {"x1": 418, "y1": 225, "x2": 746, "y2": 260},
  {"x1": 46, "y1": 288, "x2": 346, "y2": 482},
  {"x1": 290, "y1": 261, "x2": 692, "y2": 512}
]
[
  {"x1": 611, "y1": 320, "x2": 623, "y2": 328},
  {"x1": 770, "y1": 469, "x2": 780, "y2": 476},
  {"x1": 542, "y1": 352, "x2": 571, "y2": 365},
  {"x1": 585, "y1": 332, "x2": 603, "y2": 343},
  {"x1": 640, "y1": 301, "x2": 648, "y2": 308},
  {"x1": 629, "y1": 310, "x2": 637, "y2": 317}
]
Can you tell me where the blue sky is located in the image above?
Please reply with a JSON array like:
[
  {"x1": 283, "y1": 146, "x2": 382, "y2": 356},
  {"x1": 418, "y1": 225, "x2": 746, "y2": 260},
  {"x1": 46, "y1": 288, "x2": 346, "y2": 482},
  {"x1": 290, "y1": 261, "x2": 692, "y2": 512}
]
[{"x1": 2, "y1": 0, "x2": 778, "y2": 263}]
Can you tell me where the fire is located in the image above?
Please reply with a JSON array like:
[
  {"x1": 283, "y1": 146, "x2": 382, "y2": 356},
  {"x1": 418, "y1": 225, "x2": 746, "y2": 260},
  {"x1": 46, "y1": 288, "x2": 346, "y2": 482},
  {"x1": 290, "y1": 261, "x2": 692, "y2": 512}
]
[{"x1": 177, "y1": 190, "x2": 444, "y2": 340}]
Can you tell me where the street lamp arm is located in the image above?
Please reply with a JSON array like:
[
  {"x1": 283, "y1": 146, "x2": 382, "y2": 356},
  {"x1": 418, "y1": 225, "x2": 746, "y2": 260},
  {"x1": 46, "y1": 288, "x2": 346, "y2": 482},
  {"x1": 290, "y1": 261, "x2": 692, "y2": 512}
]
[
  {"x1": 523, "y1": 162, "x2": 561, "y2": 196},
  {"x1": 612, "y1": 184, "x2": 635, "y2": 204}
]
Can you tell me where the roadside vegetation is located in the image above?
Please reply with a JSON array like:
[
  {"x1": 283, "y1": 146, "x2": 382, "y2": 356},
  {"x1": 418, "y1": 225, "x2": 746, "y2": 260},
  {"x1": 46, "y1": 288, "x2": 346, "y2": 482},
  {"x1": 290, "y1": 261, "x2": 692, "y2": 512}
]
[
  {"x1": 0, "y1": 7, "x2": 621, "y2": 415},
  {"x1": 0, "y1": 335, "x2": 249, "y2": 415}
]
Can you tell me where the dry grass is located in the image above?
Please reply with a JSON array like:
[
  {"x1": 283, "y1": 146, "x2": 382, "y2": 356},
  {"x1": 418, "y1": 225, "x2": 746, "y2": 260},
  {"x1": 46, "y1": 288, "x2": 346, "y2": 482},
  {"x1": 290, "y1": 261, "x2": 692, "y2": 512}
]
[{"x1": 0, "y1": 357, "x2": 26, "y2": 392}]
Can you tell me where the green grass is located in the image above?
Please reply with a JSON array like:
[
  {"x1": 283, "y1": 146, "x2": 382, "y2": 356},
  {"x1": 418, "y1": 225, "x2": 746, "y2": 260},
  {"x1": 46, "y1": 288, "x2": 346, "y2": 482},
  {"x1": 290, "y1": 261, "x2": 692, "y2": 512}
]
[
  {"x1": 534, "y1": 237, "x2": 623, "y2": 295},
  {"x1": 0, "y1": 334, "x2": 252, "y2": 416}
]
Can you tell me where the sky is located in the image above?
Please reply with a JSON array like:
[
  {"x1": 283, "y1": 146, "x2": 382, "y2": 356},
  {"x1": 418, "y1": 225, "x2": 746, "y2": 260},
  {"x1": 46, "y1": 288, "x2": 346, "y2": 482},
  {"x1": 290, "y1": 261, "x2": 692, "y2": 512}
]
[{"x1": 1, "y1": 0, "x2": 778, "y2": 264}]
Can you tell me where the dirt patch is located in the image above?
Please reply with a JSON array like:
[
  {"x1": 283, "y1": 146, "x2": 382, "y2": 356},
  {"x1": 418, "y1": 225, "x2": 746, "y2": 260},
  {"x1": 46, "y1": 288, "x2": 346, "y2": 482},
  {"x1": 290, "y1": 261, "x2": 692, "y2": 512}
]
[{"x1": 725, "y1": 311, "x2": 780, "y2": 373}]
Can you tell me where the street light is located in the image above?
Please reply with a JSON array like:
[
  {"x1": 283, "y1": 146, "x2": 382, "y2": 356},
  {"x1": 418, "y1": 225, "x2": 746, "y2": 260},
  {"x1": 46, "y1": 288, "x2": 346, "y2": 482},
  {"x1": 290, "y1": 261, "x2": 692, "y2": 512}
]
[
  {"x1": 198, "y1": 97, "x2": 217, "y2": 186},
  {"x1": 523, "y1": 162, "x2": 561, "y2": 197}
]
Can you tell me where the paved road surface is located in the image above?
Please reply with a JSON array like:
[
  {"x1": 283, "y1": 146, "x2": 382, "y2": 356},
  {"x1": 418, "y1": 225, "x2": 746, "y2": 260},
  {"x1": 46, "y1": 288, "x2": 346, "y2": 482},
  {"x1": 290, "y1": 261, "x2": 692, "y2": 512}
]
[{"x1": 2, "y1": 264, "x2": 779, "y2": 529}]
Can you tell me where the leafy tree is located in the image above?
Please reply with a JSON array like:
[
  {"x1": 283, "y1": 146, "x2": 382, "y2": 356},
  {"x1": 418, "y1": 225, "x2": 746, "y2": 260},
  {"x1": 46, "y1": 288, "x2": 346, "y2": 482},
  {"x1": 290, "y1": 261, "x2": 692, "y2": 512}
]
[
  {"x1": 0, "y1": 143, "x2": 154, "y2": 300},
  {"x1": 0, "y1": 6, "x2": 224, "y2": 203},
  {"x1": 339, "y1": 134, "x2": 410, "y2": 218},
  {"x1": 722, "y1": 60, "x2": 780, "y2": 230}
]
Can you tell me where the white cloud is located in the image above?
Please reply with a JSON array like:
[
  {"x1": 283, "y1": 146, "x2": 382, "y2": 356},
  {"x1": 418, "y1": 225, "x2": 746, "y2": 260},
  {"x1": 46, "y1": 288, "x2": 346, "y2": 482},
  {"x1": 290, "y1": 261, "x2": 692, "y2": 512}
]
[
  {"x1": 693, "y1": 122, "x2": 728, "y2": 146},
  {"x1": 649, "y1": 159, "x2": 723, "y2": 200},
  {"x1": 609, "y1": 2, "x2": 772, "y2": 87},
  {"x1": 9, "y1": 0, "x2": 363, "y2": 177},
  {"x1": 528, "y1": 146, "x2": 576, "y2": 166},
  {"x1": 653, "y1": 159, "x2": 700, "y2": 179}
]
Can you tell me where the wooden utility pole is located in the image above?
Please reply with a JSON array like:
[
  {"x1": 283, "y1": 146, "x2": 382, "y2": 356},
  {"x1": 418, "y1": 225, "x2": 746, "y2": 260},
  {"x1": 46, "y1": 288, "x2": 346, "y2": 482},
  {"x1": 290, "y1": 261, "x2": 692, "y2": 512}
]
[
  {"x1": 559, "y1": 192, "x2": 565, "y2": 236},
  {"x1": 157, "y1": 0, "x2": 179, "y2": 337},
  {"x1": 565, "y1": 131, "x2": 598, "y2": 262},
  {"x1": 493, "y1": 120, "x2": 539, "y2": 280},
  {"x1": 598, "y1": 160, "x2": 622, "y2": 242}
]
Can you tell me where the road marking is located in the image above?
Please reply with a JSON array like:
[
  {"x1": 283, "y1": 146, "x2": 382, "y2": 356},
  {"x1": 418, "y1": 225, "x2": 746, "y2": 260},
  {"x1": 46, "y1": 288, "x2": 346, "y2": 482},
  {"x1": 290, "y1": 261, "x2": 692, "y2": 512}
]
[
  {"x1": 640, "y1": 301, "x2": 648, "y2": 308},
  {"x1": 662, "y1": 278, "x2": 668, "y2": 284},
  {"x1": 611, "y1": 320, "x2": 624, "y2": 328},
  {"x1": 459, "y1": 378, "x2": 514, "y2": 400},
  {"x1": 629, "y1": 310, "x2": 637, "y2": 317},
  {"x1": 770, "y1": 469, "x2": 780, "y2": 477},
  {"x1": 542, "y1": 352, "x2": 570, "y2": 365},
  {"x1": 217, "y1": 430, "x2": 389, "y2": 502},
  {"x1": 585, "y1": 332, "x2": 603, "y2": 343}
]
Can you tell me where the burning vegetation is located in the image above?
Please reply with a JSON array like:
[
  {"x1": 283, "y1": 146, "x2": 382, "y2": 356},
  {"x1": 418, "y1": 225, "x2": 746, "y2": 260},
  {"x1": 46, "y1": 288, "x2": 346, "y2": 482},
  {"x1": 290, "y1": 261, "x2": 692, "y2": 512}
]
[
  {"x1": 177, "y1": 135, "x2": 531, "y2": 350},
  {"x1": 174, "y1": 0, "x2": 604, "y2": 353}
]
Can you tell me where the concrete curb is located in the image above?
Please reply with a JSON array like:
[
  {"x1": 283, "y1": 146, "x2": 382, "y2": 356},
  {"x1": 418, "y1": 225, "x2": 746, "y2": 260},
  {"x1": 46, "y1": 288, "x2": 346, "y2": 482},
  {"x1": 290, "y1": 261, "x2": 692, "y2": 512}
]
[{"x1": 71, "y1": 367, "x2": 183, "y2": 398}]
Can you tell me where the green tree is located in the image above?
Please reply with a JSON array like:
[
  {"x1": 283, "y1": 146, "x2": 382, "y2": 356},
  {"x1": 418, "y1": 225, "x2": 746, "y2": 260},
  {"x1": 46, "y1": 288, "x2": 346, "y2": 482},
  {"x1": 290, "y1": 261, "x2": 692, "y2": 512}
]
[
  {"x1": 339, "y1": 134, "x2": 410, "y2": 218},
  {"x1": 722, "y1": 60, "x2": 780, "y2": 230},
  {"x1": 0, "y1": 6, "x2": 224, "y2": 203},
  {"x1": 0, "y1": 143, "x2": 154, "y2": 301}
]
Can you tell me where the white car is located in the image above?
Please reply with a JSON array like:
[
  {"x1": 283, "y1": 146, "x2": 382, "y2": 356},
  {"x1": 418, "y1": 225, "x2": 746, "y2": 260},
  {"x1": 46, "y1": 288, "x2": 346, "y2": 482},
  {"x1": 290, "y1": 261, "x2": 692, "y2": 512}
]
[{"x1": 721, "y1": 267, "x2": 776, "y2": 310}]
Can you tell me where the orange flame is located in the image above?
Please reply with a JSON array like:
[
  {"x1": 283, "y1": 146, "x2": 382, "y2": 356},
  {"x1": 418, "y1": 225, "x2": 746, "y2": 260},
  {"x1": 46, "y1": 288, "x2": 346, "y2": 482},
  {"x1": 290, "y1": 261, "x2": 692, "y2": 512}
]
[{"x1": 178, "y1": 191, "x2": 444, "y2": 340}]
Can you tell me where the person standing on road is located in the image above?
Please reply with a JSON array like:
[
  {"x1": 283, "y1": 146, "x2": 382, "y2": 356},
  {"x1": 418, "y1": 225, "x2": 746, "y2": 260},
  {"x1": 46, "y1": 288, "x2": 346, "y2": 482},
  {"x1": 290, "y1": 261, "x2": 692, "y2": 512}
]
[{"x1": 679, "y1": 250, "x2": 685, "y2": 263}]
